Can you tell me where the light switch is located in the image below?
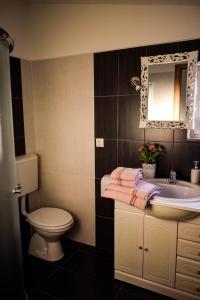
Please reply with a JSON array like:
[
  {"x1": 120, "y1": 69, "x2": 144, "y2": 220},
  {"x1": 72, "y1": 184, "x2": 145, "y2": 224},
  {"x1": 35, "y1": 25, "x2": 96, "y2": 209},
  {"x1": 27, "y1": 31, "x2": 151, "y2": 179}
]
[{"x1": 96, "y1": 138, "x2": 104, "y2": 147}]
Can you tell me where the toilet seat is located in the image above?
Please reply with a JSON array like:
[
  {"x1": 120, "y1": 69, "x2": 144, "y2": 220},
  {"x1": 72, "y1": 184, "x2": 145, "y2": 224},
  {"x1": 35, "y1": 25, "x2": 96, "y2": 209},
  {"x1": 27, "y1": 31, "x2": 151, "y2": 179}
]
[{"x1": 28, "y1": 207, "x2": 73, "y2": 229}]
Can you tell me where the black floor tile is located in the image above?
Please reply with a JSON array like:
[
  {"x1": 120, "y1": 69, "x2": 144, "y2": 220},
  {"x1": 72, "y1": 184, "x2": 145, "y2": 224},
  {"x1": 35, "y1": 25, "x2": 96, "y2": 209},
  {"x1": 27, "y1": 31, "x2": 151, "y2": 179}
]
[
  {"x1": 61, "y1": 248, "x2": 114, "y2": 280},
  {"x1": 79, "y1": 242, "x2": 114, "y2": 261},
  {"x1": 41, "y1": 267, "x2": 123, "y2": 300},
  {"x1": 27, "y1": 289, "x2": 61, "y2": 300},
  {"x1": 117, "y1": 283, "x2": 173, "y2": 300},
  {"x1": 56, "y1": 239, "x2": 82, "y2": 266},
  {"x1": 24, "y1": 241, "x2": 174, "y2": 300},
  {"x1": 23, "y1": 255, "x2": 59, "y2": 289},
  {"x1": 39, "y1": 267, "x2": 110, "y2": 300}
]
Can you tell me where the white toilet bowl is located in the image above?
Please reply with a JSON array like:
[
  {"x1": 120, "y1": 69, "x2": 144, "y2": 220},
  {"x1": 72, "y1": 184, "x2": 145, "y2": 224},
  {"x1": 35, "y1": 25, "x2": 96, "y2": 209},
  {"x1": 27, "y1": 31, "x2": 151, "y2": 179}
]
[
  {"x1": 16, "y1": 154, "x2": 74, "y2": 262},
  {"x1": 27, "y1": 207, "x2": 73, "y2": 261}
]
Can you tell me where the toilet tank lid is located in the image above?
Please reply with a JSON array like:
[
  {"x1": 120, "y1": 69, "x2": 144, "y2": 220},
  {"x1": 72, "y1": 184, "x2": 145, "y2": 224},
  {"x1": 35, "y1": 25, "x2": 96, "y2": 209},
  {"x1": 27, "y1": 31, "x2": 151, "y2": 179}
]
[{"x1": 16, "y1": 153, "x2": 37, "y2": 163}]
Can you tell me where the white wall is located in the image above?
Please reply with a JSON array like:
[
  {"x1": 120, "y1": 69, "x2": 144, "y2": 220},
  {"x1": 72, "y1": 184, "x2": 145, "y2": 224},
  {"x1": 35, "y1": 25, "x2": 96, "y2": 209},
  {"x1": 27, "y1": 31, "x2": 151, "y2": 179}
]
[
  {"x1": 28, "y1": 3, "x2": 200, "y2": 60},
  {"x1": 1, "y1": 2, "x2": 200, "y2": 60}
]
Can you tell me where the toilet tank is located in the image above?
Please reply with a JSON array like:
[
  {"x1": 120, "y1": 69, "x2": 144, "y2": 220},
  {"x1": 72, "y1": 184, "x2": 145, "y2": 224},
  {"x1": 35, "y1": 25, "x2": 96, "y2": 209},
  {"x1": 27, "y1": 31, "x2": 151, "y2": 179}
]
[{"x1": 16, "y1": 153, "x2": 38, "y2": 196}]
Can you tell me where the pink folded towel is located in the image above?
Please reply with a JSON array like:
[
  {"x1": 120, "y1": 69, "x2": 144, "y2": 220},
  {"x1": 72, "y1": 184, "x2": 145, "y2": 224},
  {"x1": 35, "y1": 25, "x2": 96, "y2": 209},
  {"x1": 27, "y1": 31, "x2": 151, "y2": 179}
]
[
  {"x1": 104, "y1": 189, "x2": 132, "y2": 205},
  {"x1": 111, "y1": 167, "x2": 124, "y2": 179},
  {"x1": 120, "y1": 168, "x2": 143, "y2": 181},
  {"x1": 106, "y1": 183, "x2": 134, "y2": 195},
  {"x1": 104, "y1": 181, "x2": 161, "y2": 210},
  {"x1": 111, "y1": 167, "x2": 142, "y2": 181},
  {"x1": 111, "y1": 178, "x2": 143, "y2": 188},
  {"x1": 130, "y1": 182, "x2": 162, "y2": 209}
]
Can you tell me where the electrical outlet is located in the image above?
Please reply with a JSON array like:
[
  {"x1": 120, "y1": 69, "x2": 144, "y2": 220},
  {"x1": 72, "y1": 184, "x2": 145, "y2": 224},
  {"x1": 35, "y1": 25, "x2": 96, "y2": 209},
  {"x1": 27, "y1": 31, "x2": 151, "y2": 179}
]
[{"x1": 96, "y1": 138, "x2": 104, "y2": 147}]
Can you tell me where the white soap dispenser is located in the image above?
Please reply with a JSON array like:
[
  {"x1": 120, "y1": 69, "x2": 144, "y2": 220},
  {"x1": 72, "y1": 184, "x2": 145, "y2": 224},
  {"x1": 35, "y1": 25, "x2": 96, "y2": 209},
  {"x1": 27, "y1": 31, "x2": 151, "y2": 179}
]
[{"x1": 191, "y1": 161, "x2": 200, "y2": 184}]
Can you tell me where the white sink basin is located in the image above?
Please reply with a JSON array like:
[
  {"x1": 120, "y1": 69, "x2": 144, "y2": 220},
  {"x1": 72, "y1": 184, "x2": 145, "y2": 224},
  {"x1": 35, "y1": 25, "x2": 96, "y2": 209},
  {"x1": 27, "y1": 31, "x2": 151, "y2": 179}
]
[
  {"x1": 146, "y1": 178, "x2": 200, "y2": 202},
  {"x1": 145, "y1": 178, "x2": 200, "y2": 221}
]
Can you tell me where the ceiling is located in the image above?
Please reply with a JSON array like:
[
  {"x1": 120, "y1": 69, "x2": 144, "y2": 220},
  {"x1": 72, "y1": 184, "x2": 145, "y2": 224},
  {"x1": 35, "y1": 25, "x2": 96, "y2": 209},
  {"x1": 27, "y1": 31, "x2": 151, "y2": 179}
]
[{"x1": 26, "y1": 0, "x2": 200, "y2": 5}]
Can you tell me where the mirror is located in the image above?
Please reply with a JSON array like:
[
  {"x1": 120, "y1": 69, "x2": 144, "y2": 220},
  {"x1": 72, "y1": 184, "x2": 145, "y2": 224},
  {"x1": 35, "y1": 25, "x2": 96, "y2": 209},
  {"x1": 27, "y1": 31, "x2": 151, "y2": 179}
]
[{"x1": 140, "y1": 51, "x2": 198, "y2": 129}]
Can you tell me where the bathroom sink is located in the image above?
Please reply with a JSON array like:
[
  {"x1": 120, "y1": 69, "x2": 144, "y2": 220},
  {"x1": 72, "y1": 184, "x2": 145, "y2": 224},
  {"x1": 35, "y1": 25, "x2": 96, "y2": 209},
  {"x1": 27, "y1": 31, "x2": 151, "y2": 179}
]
[{"x1": 145, "y1": 178, "x2": 200, "y2": 221}]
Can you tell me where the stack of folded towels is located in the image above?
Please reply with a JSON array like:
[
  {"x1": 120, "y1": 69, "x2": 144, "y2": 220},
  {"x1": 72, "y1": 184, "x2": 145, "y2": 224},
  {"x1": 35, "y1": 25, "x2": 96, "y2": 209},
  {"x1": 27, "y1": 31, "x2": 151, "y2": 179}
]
[{"x1": 104, "y1": 167, "x2": 161, "y2": 210}]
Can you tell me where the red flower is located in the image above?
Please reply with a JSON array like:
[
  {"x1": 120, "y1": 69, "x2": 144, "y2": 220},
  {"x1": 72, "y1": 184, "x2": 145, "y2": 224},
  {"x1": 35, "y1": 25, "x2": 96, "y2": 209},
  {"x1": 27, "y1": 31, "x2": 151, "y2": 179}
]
[
  {"x1": 138, "y1": 146, "x2": 144, "y2": 152},
  {"x1": 148, "y1": 144, "x2": 156, "y2": 151}
]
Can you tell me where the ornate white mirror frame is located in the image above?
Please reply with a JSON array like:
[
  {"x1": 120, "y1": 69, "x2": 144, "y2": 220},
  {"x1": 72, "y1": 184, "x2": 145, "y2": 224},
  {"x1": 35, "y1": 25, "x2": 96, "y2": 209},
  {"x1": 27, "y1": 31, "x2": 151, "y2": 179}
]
[
  {"x1": 187, "y1": 61, "x2": 200, "y2": 140},
  {"x1": 140, "y1": 51, "x2": 199, "y2": 129}
]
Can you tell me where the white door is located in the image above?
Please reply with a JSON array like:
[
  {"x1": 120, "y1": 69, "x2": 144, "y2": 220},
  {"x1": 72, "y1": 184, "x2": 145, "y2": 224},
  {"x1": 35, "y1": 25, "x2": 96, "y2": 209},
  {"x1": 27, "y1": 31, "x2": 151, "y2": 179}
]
[
  {"x1": 143, "y1": 215, "x2": 177, "y2": 287},
  {"x1": 115, "y1": 209, "x2": 144, "y2": 277},
  {"x1": 0, "y1": 39, "x2": 25, "y2": 298}
]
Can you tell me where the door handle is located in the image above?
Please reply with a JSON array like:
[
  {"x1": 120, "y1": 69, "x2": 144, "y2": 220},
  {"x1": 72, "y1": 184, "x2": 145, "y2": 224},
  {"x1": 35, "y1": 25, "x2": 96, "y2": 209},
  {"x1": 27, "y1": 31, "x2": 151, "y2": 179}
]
[{"x1": 12, "y1": 184, "x2": 22, "y2": 194}]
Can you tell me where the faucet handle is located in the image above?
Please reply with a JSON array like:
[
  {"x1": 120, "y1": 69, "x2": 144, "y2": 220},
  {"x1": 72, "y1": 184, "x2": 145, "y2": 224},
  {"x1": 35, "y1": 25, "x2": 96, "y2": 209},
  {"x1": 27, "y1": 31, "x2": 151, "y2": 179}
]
[
  {"x1": 194, "y1": 161, "x2": 199, "y2": 169},
  {"x1": 170, "y1": 170, "x2": 176, "y2": 183}
]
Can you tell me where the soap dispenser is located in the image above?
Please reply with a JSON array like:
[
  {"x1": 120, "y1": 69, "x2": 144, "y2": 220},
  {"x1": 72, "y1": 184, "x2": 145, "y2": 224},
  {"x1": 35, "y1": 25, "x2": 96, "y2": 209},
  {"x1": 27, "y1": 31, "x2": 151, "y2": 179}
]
[{"x1": 191, "y1": 161, "x2": 200, "y2": 184}]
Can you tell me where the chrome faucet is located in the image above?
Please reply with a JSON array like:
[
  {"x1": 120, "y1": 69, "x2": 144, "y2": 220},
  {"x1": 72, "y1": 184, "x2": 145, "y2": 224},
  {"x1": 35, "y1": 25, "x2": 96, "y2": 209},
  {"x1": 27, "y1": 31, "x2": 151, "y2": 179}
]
[{"x1": 169, "y1": 170, "x2": 176, "y2": 184}]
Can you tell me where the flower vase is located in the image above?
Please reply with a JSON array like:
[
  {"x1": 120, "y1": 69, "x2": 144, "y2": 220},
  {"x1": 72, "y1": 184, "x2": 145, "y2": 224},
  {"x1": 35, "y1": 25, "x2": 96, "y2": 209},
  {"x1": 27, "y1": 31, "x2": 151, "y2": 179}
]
[{"x1": 142, "y1": 163, "x2": 156, "y2": 179}]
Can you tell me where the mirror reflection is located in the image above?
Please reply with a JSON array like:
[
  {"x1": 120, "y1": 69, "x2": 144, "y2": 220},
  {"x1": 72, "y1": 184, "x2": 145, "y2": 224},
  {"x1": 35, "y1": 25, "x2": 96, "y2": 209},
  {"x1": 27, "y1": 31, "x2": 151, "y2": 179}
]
[{"x1": 148, "y1": 62, "x2": 187, "y2": 121}]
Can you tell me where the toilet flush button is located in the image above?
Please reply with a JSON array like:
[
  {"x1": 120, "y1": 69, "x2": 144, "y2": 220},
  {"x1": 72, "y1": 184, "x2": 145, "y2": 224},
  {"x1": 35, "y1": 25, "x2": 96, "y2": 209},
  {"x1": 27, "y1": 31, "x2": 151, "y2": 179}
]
[{"x1": 96, "y1": 138, "x2": 104, "y2": 147}]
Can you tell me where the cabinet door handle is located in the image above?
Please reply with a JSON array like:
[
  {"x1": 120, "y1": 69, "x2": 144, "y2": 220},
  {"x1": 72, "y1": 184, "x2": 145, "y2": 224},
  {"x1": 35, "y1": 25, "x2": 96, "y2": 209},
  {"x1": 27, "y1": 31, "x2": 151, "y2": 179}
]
[
  {"x1": 144, "y1": 248, "x2": 148, "y2": 252},
  {"x1": 196, "y1": 288, "x2": 200, "y2": 292},
  {"x1": 138, "y1": 246, "x2": 143, "y2": 250}
]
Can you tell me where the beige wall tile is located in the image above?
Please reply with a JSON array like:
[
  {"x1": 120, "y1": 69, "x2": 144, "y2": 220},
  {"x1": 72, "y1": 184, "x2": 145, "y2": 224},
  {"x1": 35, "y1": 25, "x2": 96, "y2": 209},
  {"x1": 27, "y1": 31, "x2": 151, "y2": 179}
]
[
  {"x1": 22, "y1": 53, "x2": 95, "y2": 246},
  {"x1": 37, "y1": 171, "x2": 95, "y2": 245}
]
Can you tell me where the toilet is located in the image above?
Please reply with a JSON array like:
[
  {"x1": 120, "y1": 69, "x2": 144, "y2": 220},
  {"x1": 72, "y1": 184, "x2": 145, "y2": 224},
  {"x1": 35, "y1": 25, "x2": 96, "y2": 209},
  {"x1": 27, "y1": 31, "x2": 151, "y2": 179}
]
[{"x1": 16, "y1": 153, "x2": 74, "y2": 262}]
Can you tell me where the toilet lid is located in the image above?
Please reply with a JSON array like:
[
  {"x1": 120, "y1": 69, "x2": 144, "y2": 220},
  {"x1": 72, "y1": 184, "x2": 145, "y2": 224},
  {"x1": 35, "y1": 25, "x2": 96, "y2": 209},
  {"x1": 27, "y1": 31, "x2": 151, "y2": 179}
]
[{"x1": 28, "y1": 207, "x2": 73, "y2": 227}]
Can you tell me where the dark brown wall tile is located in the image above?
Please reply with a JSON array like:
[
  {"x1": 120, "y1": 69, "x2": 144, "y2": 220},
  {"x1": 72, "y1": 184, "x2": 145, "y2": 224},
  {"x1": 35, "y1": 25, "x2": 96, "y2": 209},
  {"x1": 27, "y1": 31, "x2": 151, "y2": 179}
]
[
  {"x1": 95, "y1": 179, "x2": 114, "y2": 219},
  {"x1": 10, "y1": 57, "x2": 22, "y2": 99},
  {"x1": 14, "y1": 138, "x2": 25, "y2": 156},
  {"x1": 145, "y1": 128, "x2": 173, "y2": 143},
  {"x1": 94, "y1": 51, "x2": 118, "y2": 96},
  {"x1": 118, "y1": 140, "x2": 142, "y2": 168},
  {"x1": 174, "y1": 129, "x2": 187, "y2": 143},
  {"x1": 146, "y1": 42, "x2": 179, "y2": 56},
  {"x1": 118, "y1": 95, "x2": 144, "y2": 141},
  {"x1": 178, "y1": 39, "x2": 200, "y2": 59},
  {"x1": 173, "y1": 142, "x2": 200, "y2": 181},
  {"x1": 118, "y1": 47, "x2": 146, "y2": 95},
  {"x1": 94, "y1": 39, "x2": 200, "y2": 253},
  {"x1": 155, "y1": 143, "x2": 173, "y2": 178},
  {"x1": 95, "y1": 97, "x2": 117, "y2": 139},
  {"x1": 95, "y1": 140, "x2": 117, "y2": 179},
  {"x1": 96, "y1": 216, "x2": 114, "y2": 253},
  {"x1": 12, "y1": 99, "x2": 25, "y2": 138}
]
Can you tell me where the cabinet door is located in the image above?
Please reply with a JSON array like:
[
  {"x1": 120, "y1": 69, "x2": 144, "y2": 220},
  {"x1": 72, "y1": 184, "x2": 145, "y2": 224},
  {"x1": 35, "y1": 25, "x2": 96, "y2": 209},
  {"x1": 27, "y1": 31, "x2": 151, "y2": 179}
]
[
  {"x1": 143, "y1": 216, "x2": 177, "y2": 287},
  {"x1": 115, "y1": 209, "x2": 143, "y2": 277}
]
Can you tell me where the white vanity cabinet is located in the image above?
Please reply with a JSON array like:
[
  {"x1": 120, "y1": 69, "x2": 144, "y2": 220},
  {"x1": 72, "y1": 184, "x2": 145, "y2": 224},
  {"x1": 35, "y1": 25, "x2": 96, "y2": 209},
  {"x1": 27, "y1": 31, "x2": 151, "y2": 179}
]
[
  {"x1": 115, "y1": 209, "x2": 143, "y2": 277},
  {"x1": 114, "y1": 201, "x2": 200, "y2": 300},
  {"x1": 143, "y1": 214, "x2": 177, "y2": 287},
  {"x1": 115, "y1": 204, "x2": 177, "y2": 287},
  {"x1": 175, "y1": 217, "x2": 200, "y2": 297}
]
